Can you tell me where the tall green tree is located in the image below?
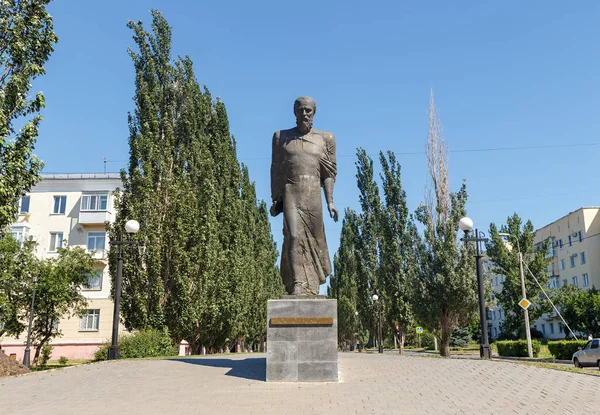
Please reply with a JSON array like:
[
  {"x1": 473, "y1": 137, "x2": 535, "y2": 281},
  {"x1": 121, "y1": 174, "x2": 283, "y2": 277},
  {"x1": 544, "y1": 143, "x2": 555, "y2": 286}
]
[
  {"x1": 0, "y1": 0, "x2": 57, "y2": 228},
  {"x1": 110, "y1": 11, "x2": 281, "y2": 353},
  {"x1": 378, "y1": 151, "x2": 413, "y2": 353},
  {"x1": 329, "y1": 209, "x2": 361, "y2": 348},
  {"x1": 411, "y1": 91, "x2": 478, "y2": 357},
  {"x1": 354, "y1": 148, "x2": 381, "y2": 346},
  {"x1": 485, "y1": 213, "x2": 552, "y2": 337}
]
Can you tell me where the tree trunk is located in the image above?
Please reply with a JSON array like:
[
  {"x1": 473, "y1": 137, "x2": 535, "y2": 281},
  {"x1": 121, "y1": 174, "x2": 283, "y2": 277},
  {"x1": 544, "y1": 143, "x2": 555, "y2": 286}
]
[
  {"x1": 440, "y1": 317, "x2": 452, "y2": 357},
  {"x1": 236, "y1": 338, "x2": 241, "y2": 353},
  {"x1": 259, "y1": 335, "x2": 265, "y2": 352},
  {"x1": 397, "y1": 328, "x2": 405, "y2": 355}
]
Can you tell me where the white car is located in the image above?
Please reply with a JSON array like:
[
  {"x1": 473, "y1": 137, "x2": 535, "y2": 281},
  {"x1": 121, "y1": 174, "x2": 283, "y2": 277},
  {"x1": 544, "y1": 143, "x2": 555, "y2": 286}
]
[{"x1": 572, "y1": 338, "x2": 600, "y2": 369}]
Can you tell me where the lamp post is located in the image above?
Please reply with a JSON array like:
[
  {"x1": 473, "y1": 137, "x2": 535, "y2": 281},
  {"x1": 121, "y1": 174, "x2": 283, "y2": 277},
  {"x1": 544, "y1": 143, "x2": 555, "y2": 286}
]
[
  {"x1": 108, "y1": 219, "x2": 140, "y2": 360},
  {"x1": 459, "y1": 217, "x2": 492, "y2": 359},
  {"x1": 372, "y1": 294, "x2": 383, "y2": 354},
  {"x1": 23, "y1": 275, "x2": 38, "y2": 368},
  {"x1": 498, "y1": 232, "x2": 533, "y2": 358}
]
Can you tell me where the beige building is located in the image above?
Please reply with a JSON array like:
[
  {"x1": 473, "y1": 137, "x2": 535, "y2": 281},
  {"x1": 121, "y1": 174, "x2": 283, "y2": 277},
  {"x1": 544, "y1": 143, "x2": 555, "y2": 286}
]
[
  {"x1": 488, "y1": 207, "x2": 600, "y2": 340},
  {"x1": 1, "y1": 173, "x2": 124, "y2": 360}
]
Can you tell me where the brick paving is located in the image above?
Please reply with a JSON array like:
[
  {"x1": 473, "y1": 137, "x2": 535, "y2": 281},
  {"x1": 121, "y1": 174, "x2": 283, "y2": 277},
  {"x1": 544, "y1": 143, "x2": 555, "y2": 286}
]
[{"x1": 1, "y1": 353, "x2": 598, "y2": 414}]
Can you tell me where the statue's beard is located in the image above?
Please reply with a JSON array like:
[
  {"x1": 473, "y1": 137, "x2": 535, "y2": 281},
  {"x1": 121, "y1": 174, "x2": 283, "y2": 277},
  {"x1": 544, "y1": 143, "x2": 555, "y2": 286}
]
[{"x1": 296, "y1": 118, "x2": 313, "y2": 134}]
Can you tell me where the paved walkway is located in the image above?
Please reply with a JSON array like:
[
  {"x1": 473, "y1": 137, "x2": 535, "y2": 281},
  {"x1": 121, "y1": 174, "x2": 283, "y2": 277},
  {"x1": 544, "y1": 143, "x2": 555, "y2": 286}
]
[{"x1": 1, "y1": 353, "x2": 598, "y2": 414}]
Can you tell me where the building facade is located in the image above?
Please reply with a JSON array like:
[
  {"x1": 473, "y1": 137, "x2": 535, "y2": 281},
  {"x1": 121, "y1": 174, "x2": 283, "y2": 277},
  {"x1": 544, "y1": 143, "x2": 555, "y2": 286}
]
[
  {"x1": 488, "y1": 207, "x2": 600, "y2": 340},
  {"x1": 1, "y1": 173, "x2": 124, "y2": 360}
]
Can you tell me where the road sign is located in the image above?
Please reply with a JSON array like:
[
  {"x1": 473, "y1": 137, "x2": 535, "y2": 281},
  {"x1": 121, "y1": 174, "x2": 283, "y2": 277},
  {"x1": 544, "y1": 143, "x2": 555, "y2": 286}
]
[
  {"x1": 518, "y1": 298, "x2": 531, "y2": 310},
  {"x1": 416, "y1": 326, "x2": 423, "y2": 334}
]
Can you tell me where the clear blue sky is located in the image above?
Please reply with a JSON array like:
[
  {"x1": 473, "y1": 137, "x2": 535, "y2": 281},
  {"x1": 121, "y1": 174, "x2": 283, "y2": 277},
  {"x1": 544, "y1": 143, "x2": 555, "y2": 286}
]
[{"x1": 34, "y1": 1, "x2": 600, "y2": 292}]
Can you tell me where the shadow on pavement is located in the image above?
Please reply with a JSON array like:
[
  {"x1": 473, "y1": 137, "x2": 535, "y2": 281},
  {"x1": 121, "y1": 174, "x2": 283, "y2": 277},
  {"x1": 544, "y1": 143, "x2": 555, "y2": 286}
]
[{"x1": 168, "y1": 357, "x2": 266, "y2": 381}]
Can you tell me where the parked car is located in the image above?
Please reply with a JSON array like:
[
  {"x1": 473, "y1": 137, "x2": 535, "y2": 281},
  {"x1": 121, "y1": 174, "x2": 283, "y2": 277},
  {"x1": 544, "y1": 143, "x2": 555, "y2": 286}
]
[{"x1": 572, "y1": 338, "x2": 600, "y2": 369}]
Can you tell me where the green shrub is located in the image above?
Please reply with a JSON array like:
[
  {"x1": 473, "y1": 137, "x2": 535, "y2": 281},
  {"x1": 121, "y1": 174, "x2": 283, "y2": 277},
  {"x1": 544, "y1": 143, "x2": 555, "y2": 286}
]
[
  {"x1": 38, "y1": 344, "x2": 53, "y2": 366},
  {"x1": 547, "y1": 340, "x2": 588, "y2": 360},
  {"x1": 58, "y1": 356, "x2": 68, "y2": 365},
  {"x1": 495, "y1": 340, "x2": 541, "y2": 357},
  {"x1": 94, "y1": 329, "x2": 178, "y2": 361}
]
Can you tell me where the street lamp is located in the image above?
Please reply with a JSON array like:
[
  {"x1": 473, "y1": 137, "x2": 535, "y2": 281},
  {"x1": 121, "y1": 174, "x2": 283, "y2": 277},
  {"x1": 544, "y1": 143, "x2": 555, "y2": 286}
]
[
  {"x1": 459, "y1": 217, "x2": 492, "y2": 359},
  {"x1": 23, "y1": 275, "x2": 38, "y2": 368},
  {"x1": 372, "y1": 294, "x2": 383, "y2": 354},
  {"x1": 108, "y1": 219, "x2": 140, "y2": 360},
  {"x1": 498, "y1": 232, "x2": 533, "y2": 358}
]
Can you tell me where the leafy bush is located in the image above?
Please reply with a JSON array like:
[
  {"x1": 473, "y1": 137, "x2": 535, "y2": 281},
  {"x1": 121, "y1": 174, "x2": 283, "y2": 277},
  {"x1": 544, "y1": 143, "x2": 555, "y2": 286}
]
[
  {"x1": 94, "y1": 329, "x2": 178, "y2": 361},
  {"x1": 38, "y1": 344, "x2": 53, "y2": 366},
  {"x1": 58, "y1": 356, "x2": 68, "y2": 365},
  {"x1": 495, "y1": 340, "x2": 541, "y2": 357},
  {"x1": 547, "y1": 340, "x2": 588, "y2": 360}
]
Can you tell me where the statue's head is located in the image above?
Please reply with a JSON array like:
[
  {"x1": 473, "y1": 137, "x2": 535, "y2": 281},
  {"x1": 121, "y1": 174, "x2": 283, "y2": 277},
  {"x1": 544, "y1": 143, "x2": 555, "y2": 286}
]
[{"x1": 294, "y1": 96, "x2": 316, "y2": 134}]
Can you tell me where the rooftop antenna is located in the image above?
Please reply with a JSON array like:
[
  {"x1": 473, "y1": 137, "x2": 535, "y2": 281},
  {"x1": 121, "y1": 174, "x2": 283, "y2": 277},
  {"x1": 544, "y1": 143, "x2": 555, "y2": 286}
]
[{"x1": 103, "y1": 157, "x2": 107, "y2": 174}]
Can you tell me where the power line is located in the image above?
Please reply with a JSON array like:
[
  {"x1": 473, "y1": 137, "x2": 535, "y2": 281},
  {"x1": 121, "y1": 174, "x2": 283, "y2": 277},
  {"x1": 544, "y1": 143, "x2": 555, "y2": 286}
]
[{"x1": 238, "y1": 141, "x2": 600, "y2": 161}]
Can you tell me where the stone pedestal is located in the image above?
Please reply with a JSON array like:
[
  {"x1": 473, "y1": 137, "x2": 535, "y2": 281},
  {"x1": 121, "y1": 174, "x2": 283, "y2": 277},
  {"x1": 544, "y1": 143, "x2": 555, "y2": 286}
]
[{"x1": 266, "y1": 298, "x2": 338, "y2": 382}]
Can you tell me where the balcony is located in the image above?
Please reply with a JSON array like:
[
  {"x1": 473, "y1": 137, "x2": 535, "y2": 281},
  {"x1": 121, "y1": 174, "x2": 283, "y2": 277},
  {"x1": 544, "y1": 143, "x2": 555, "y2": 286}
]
[
  {"x1": 79, "y1": 210, "x2": 111, "y2": 225},
  {"x1": 88, "y1": 249, "x2": 107, "y2": 260}
]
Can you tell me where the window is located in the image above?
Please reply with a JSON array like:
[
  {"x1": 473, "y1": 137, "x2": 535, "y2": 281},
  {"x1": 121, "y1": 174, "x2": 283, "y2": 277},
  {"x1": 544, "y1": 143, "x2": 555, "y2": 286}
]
[
  {"x1": 8, "y1": 227, "x2": 27, "y2": 246},
  {"x1": 560, "y1": 259, "x2": 565, "y2": 270},
  {"x1": 562, "y1": 279, "x2": 567, "y2": 287},
  {"x1": 53, "y1": 195, "x2": 67, "y2": 214},
  {"x1": 79, "y1": 310, "x2": 100, "y2": 331},
  {"x1": 493, "y1": 327, "x2": 497, "y2": 338},
  {"x1": 568, "y1": 235, "x2": 572, "y2": 247},
  {"x1": 570, "y1": 256, "x2": 576, "y2": 268},
  {"x1": 493, "y1": 311, "x2": 497, "y2": 320},
  {"x1": 541, "y1": 324, "x2": 546, "y2": 335},
  {"x1": 578, "y1": 231, "x2": 583, "y2": 243},
  {"x1": 498, "y1": 310, "x2": 502, "y2": 319},
  {"x1": 551, "y1": 262, "x2": 555, "y2": 276},
  {"x1": 592, "y1": 340, "x2": 599, "y2": 350},
  {"x1": 81, "y1": 194, "x2": 108, "y2": 211},
  {"x1": 49, "y1": 232, "x2": 64, "y2": 251},
  {"x1": 19, "y1": 196, "x2": 30, "y2": 213},
  {"x1": 87, "y1": 232, "x2": 106, "y2": 252},
  {"x1": 583, "y1": 273, "x2": 589, "y2": 287},
  {"x1": 559, "y1": 324, "x2": 564, "y2": 334},
  {"x1": 86, "y1": 271, "x2": 103, "y2": 290},
  {"x1": 580, "y1": 252, "x2": 586, "y2": 265},
  {"x1": 501, "y1": 275, "x2": 506, "y2": 283},
  {"x1": 549, "y1": 323, "x2": 554, "y2": 334},
  {"x1": 559, "y1": 239, "x2": 563, "y2": 249},
  {"x1": 495, "y1": 277, "x2": 498, "y2": 286},
  {"x1": 572, "y1": 276, "x2": 578, "y2": 287}
]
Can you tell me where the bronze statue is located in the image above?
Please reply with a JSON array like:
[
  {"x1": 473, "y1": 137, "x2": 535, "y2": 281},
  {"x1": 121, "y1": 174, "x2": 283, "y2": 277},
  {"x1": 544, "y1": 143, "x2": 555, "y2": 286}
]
[{"x1": 270, "y1": 96, "x2": 338, "y2": 295}]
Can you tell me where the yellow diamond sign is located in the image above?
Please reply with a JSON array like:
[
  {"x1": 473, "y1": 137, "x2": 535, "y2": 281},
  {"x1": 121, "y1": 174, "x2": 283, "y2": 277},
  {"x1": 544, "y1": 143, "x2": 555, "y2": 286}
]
[{"x1": 519, "y1": 298, "x2": 531, "y2": 310}]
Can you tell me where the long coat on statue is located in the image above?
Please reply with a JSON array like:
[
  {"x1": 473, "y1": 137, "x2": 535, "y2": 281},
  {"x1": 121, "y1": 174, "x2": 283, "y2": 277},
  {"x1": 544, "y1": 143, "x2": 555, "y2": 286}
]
[{"x1": 271, "y1": 127, "x2": 337, "y2": 295}]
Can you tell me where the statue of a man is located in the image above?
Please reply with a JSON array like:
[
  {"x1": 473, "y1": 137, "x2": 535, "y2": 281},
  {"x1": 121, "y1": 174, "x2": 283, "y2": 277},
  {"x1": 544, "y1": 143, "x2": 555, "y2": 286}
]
[{"x1": 270, "y1": 96, "x2": 338, "y2": 295}]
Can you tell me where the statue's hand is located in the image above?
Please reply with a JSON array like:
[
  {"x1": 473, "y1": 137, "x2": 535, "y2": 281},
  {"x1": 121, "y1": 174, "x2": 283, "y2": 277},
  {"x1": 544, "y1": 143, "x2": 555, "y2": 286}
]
[
  {"x1": 270, "y1": 200, "x2": 283, "y2": 217},
  {"x1": 328, "y1": 203, "x2": 339, "y2": 222}
]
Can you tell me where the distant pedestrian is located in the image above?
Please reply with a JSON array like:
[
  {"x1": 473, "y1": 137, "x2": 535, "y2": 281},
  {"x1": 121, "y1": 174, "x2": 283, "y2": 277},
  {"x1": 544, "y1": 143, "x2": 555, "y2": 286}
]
[{"x1": 588, "y1": 334, "x2": 593, "y2": 341}]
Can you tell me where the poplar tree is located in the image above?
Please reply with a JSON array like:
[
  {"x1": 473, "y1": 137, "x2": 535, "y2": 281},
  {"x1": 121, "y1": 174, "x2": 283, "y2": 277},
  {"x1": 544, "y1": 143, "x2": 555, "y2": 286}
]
[
  {"x1": 411, "y1": 92, "x2": 478, "y2": 357},
  {"x1": 110, "y1": 10, "x2": 281, "y2": 353},
  {"x1": 378, "y1": 151, "x2": 413, "y2": 353},
  {"x1": 0, "y1": 0, "x2": 57, "y2": 228}
]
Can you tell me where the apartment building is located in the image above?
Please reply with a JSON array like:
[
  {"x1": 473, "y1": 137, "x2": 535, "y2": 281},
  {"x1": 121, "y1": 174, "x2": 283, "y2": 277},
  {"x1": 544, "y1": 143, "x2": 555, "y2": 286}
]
[
  {"x1": 1, "y1": 173, "x2": 124, "y2": 360},
  {"x1": 487, "y1": 207, "x2": 600, "y2": 340}
]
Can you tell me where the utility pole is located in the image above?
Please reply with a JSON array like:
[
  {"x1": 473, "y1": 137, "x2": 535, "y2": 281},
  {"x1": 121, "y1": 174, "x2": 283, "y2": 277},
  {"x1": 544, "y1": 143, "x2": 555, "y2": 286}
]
[{"x1": 519, "y1": 252, "x2": 533, "y2": 358}]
